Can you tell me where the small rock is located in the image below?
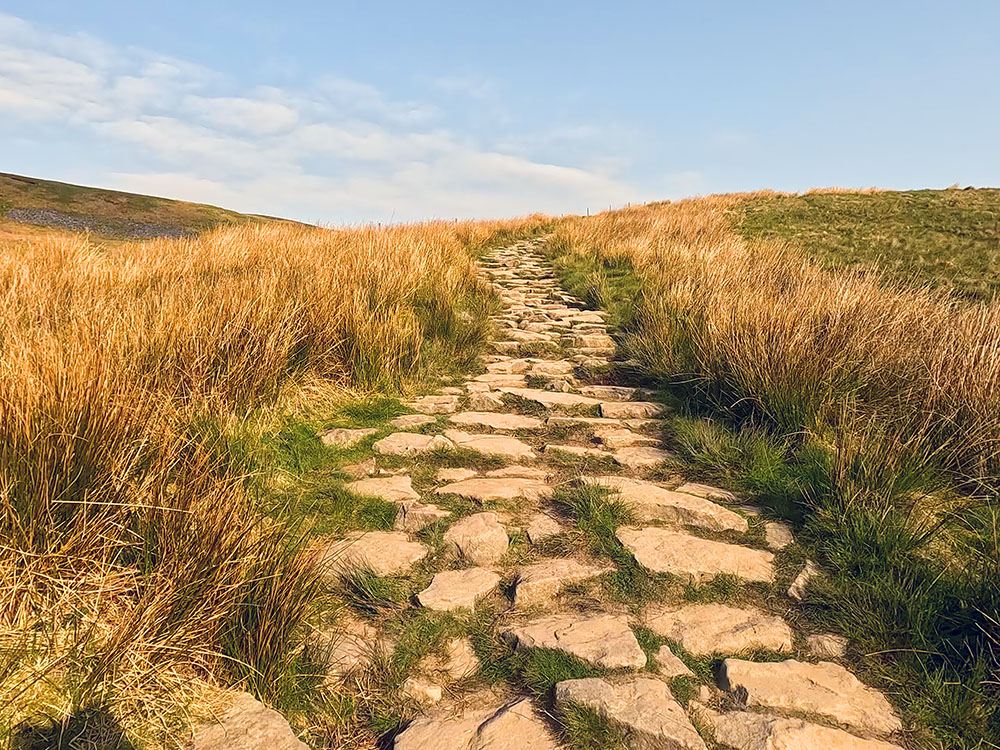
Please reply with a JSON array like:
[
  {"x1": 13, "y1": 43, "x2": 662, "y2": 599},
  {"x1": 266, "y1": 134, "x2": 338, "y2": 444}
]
[
  {"x1": 600, "y1": 401, "x2": 665, "y2": 419},
  {"x1": 346, "y1": 475, "x2": 419, "y2": 502},
  {"x1": 444, "y1": 429, "x2": 537, "y2": 460},
  {"x1": 402, "y1": 675, "x2": 443, "y2": 706},
  {"x1": 788, "y1": 560, "x2": 821, "y2": 601},
  {"x1": 318, "y1": 531, "x2": 427, "y2": 578},
  {"x1": 503, "y1": 613, "x2": 646, "y2": 669},
  {"x1": 373, "y1": 432, "x2": 455, "y2": 456},
  {"x1": 469, "y1": 391, "x2": 506, "y2": 410},
  {"x1": 616, "y1": 527, "x2": 776, "y2": 584},
  {"x1": 319, "y1": 427, "x2": 376, "y2": 448},
  {"x1": 764, "y1": 521, "x2": 794, "y2": 550},
  {"x1": 807, "y1": 633, "x2": 848, "y2": 659},
  {"x1": 525, "y1": 513, "x2": 563, "y2": 542},
  {"x1": 391, "y1": 414, "x2": 436, "y2": 429},
  {"x1": 580, "y1": 385, "x2": 638, "y2": 401},
  {"x1": 654, "y1": 645, "x2": 693, "y2": 678},
  {"x1": 449, "y1": 411, "x2": 544, "y2": 430},
  {"x1": 643, "y1": 604, "x2": 793, "y2": 656},
  {"x1": 514, "y1": 558, "x2": 611, "y2": 606},
  {"x1": 394, "y1": 501, "x2": 451, "y2": 532},
  {"x1": 436, "y1": 477, "x2": 552, "y2": 503},
  {"x1": 444, "y1": 512, "x2": 510, "y2": 565},
  {"x1": 417, "y1": 567, "x2": 501, "y2": 611},
  {"x1": 190, "y1": 692, "x2": 308, "y2": 750},
  {"x1": 554, "y1": 677, "x2": 706, "y2": 750},
  {"x1": 717, "y1": 659, "x2": 903, "y2": 735},
  {"x1": 342, "y1": 457, "x2": 376, "y2": 478}
]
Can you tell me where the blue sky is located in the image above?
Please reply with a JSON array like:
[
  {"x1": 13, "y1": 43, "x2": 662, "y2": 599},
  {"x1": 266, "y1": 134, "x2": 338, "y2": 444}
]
[{"x1": 2, "y1": 2, "x2": 997, "y2": 223}]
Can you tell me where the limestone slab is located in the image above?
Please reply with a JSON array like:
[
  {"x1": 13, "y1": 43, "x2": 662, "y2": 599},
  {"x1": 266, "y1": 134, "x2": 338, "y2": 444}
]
[
  {"x1": 654, "y1": 645, "x2": 693, "y2": 678},
  {"x1": 346, "y1": 475, "x2": 419, "y2": 502},
  {"x1": 514, "y1": 558, "x2": 611, "y2": 606},
  {"x1": 764, "y1": 521, "x2": 794, "y2": 550},
  {"x1": 418, "y1": 567, "x2": 501, "y2": 611},
  {"x1": 444, "y1": 512, "x2": 510, "y2": 565},
  {"x1": 499, "y1": 387, "x2": 603, "y2": 409},
  {"x1": 612, "y1": 445, "x2": 672, "y2": 468},
  {"x1": 580, "y1": 385, "x2": 638, "y2": 401},
  {"x1": 616, "y1": 527, "x2": 776, "y2": 583},
  {"x1": 444, "y1": 429, "x2": 537, "y2": 460},
  {"x1": 694, "y1": 706, "x2": 903, "y2": 750},
  {"x1": 394, "y1": 501, "x2": 451, "y2": 532},
  {"x1": 391, "y1": 414, "x2": 436, "y2": 429},
  {"x1": 319, "y1": 427, "x2": 376, "y2": 448},
  {"x1": 436, "y1": 477, "x2": 552, "y2": 503},
  {"x1": 191, "y1": 692, "x2": 308, "y2": 750},
  {"x1": 600, "y1": 401, "x2": 665, "y2": 419},
  {"x1": 373, "y1": 432, "x2": 455, "y2": 456},
  {"x1": 503, "y1": 613, "x2": 646, "y2": 669},
  {"x1": 644, "y1": 604, "x2": 793, "y2": 656},
  {"x1": 319, "y1": 531, "x2": 427, "y2": 577},
  {"x1": 437, "y1": 468, "x2": 480, "y2": 482},
  {"x1": 406, "y1": 394, "x2": 460, "y2": 414},
  {"x1": 526, "y1": 513, "x2": 563, "y2": 543},
  {"x1": 449, "y1": 411, "x2": 544, "y2": 430}
]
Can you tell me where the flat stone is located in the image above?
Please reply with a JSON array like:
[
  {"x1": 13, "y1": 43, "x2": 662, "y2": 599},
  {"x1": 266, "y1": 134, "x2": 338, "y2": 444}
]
[
  {"x1": 544, "y1": 444, "x2": 616, "y2": 460},
  {"x1": 394, "y1": 501, "x2": 451, "y2": 532},
  {"x1": 392, "y1": 414, "x2": 436, "y2": 429},
  {"x1": 342, "y1": 457, "x2": 376, "y2": 478},
  {"x1": 406, "y1": 394, "x2": 460, "y2": 414},
  {"x1": 764, "y1": 521, "x2": 794, "y2": 549},
  {"x1": 718, "y1": 659, "x2": 903, "y2": 736},
  {"x1": 418, "y1": 567, "x2": 501, "y2": 611},
  {"x1": 402, "y1": 675, "x2": 443, "y2": 706},
  {"x1": 600, "y1": 401, "x2": 665, "y2": 419},
  {"x1": 466, "y1": 381, "x2": 492, "y2": 393},
  {"x1": 450, "y1": 411, "x2": 544, "y2": 430},
  {"x1": 373, "y1": 432, "x2": 455, "y2": 456},
  {"x1": 508, "y1": 330, "x2": 555, "y2": 343},
  {"x1": 528, "y1": 360, "x2": 575, "y2": 376},
  {"x1": 554, "y1": 677, "x2": 706, "y2": 750},
  {"x1": 788, "y1": 560, "x2": 821, "y2": 601},
  {"x1": 346, "y1": 475, "x2": 419, "y2": 502},
  {"x1": 572, "y1": 333, "x2": 615, "y2": 349},
  {"x1": 444, "y1": 512, "x2": 510, "y2": 565},
  {"x1": 654, "y1": 645, "x2": 693, "y2": 678},
  {"x1": 319, "y1": 427, "x2": 376, "y2": 448},
  {"x1": 503, "y1": 613, "x2": 646, "y2": 669},
  {"x1": 444, "y1": 429, "x2": 537, "y2": 460},
  {"x1": 436, "y1": 477, "x2": 552, "y2": 503},
  {"x1": 644, "y1": 604, "x2": 793, "y2": 656},
  {"x1": 486, "y1": 358, "x2": 530, "y2": 374},
  {"x1": 616, "y1": 527, "x2": 776, "y2": 584},
  {"x1": 190, "y1": 692, "x2": 308, "y2": 750},
  {"x1": 593, "y1": 428, "x2": 660, "y2": 449},
  {"x1": 675, "y1": 482, "x2": 739, "y2": 502},
  {"x1": 807, "y1": 633, "x2": 849, "y2": 659},
  {"x1": 612, "y1": 445, "x2": 672, "y2": 468},
  {"x1": 485, "y1": 465, "x2": 551, "y2": 480},
  {"x1": 469, "y1": 391, "x2": 506, "y2": 410},
  {"x1": 394, "y1": 698, "x2": 561, "y2": 750},
  {"x1": 318, "y1": 531, "x2": 427, "y2": 577},
  {"x1": 437, "y1": 468, "x2": 480, "y2": 482},
  {"x1": 546, "y1": 415, "x2": 623, "y2": 428},
  {"x1": 583, "y1": 476, "x2": 748, "y2": 533},
  {"x1": 473, "y1": 373, "x2": 529, "y2": 387},
  {"x1": 694, "y1": 706, "x2": 904, "y2": 750},
  {"x1": 526, "y1": 513, "x2": 563, "y2": 542},
  {"x1": 580, "y1": 385, "x2": 638, "y2": 401},
  {"x1": 499, "y1": 387, "x2": 603, "y2": 409},
  {"x1": 514, "y1": 558, "x2": 611, "y2": 606}
]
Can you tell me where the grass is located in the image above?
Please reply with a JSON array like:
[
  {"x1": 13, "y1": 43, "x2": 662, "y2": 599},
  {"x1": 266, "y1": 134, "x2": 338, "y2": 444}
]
[
  {"x1": 738, "y1": 188, "x2": 1000, "y2": 300},
  {"x1": 547, "y1": 190, "x2": 1000, "y2": 746}
]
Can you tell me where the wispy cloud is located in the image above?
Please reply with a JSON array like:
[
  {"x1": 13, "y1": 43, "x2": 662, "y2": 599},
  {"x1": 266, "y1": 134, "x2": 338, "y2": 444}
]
[{"x1": 0, "y1": 13, "x2": 642, "y2": 221}]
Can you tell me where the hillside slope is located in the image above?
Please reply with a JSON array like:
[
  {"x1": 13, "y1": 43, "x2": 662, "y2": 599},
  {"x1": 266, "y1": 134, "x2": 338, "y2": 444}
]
[{"x1": 0, "y1": 172, "x2": 293, "y2": 239}]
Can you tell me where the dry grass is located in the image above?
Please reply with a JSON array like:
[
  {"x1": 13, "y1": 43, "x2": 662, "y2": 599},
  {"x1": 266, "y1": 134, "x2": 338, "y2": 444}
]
[{"x1": 0, "y1": 217, "x2": 543, "y2": 746}]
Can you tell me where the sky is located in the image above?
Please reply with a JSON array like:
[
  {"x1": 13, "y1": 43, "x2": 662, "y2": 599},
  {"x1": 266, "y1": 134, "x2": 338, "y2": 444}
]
[{"x1": 1, "y1": 2, "x2": 998, "y2": 224}]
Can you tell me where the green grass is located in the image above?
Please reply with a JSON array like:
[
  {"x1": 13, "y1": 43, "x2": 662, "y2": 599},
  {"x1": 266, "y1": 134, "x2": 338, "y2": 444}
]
[
  {"x1": 737, "y1": 189, "x2": 1000, "y2": 300},
  {"x1": 336, "y1": 567, "x2": 410, "y2": 618},
  {"x1": 558, "y1": 704, "x2": 626, "y2": 750}
]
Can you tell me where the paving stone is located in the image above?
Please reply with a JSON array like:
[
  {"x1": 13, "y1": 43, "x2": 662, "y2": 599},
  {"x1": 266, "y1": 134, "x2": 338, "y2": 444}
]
[
  {"x1": 418, "y1": 567, "x2": 501, "y2": 611},
  {"x1": 554, "y1": 677, "x2": 706, "y2": 750},
  {"x1": 444, "y1": 512, "x2": 510, "y2": 565},
  {"x1": 600, "y1": 401, "x2": 665, "y2": 419},
  {"x1": 526, "y1": 513, "x2": 563, "y2": 542},
  {"x1": 807, "y1": 633, "x2": 849, "y2": 659},
  {"x1": 583, "y1": 476, "x2": 747, "y2": 533},
  {"x1": 612, "y1": 445, "x2": 672, "y2": 468},
  {"x1": 450, "y1": 411, "x2": 544, "y2": 430},
  {"x1": 654, "y1": 645, "x2": 694, "y2": 678},
  {"x1": 319, "y1": 427, "x2": 376, "y2": 448},
  {"x1": 394, "y1": 697, "x2": 561, "y2": 750},
  {"x1": 373, "y1": 432, "x2": 455, "y2": 456},
  {"x1": 643, "y1": 603, "x2": 793, "y2": 656},
  {"x1": 190, "y1": 692, "x2": 308, "y2": 750},
  {"x1": 394, "y1": 501, "x2": 451, "y2": 532},
  {"x1": 498, "y1": 387, "x2": 603, "y2": 409},
  {"x1": 485, "y1": 465, "x2": 551, "y2": 480},
  {"x1": 593, "y1": 428, "x2": 660, "y2": 449},
  {"x1": 469, "y1": 390, "x2": 506, "y2": 410},
  {"x1": 546, "y1": 415, "x2": 623, "y2": 428},
  {"x1": 616, "y1": 527, "x2": 776, "y2": 583},
  {"x1": 579, "y1": 385, "x2": 638, "y2": 401},
  {"x1": 764, "y1": 521, "x2": 795, "y2": 549},
  {"x1": 342, "y1": 457, "x2": 377, "y2": 478},
  {"x1": 318, "y1": 531, "x2": 427, "y2": 578},
  {"x1": 543, "y1": 443, "x2": 616, "y2": 460},
  {"x1": 693, "y1": 705, "x2": 904, "y2": 750},
  {"x1": 717, "y1": 659, "x2": 903, "y2": 736},
  {"x1": 465, "y1": 380, "x2": 493, "y2": 392},
  {"x1": 788, "y1": 560, "x2": 821, "y2": 601},
  {"x1": 473, "y1": 373, "x2": 529, "y2": 387},
  {"x1": 486, "y1": 358, "x2": 530, "y2": 374},
  {"x1": 391, "y1": 414, "x2": 436, "y2": 429},
  {"x1": 444, "y1": 429, "x2": 537, "y2": 460},
  {"x1": 528, "y1": 360, "x2": 575, "y2": 376},
  {"x1": 406, "y1": 394, "x2": 461, "y2": 414},
  {"x1": 503, "y1": 613, "x2": 646, "y2": 669},
  {"x1": 675, "y1": 482, "x2": 739, "y2": 502},
  {"x1": 437, "y1": 467, "x2": 479, "y2": 482},
  {"x1": 346, "y1": 474, "x2": 419, "y2": 502},
  {"x1": 514, "y1": 558, "x2": 611, "y2": 606},
  {"x1": 571, "y1": 333, "x2": 615, "y2": 349},
  {"x1": 436, "y1": 477, "x2": 552, "y2": 503}
]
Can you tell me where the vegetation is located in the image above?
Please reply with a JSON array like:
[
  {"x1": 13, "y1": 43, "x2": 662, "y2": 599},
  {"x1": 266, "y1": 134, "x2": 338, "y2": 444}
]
[
  {"x1": 0, "y1": 215, "x2": 543, "y2": 746},
  {"x1": 547, "y1": 190, "x2": 1000, "y2": 747}
]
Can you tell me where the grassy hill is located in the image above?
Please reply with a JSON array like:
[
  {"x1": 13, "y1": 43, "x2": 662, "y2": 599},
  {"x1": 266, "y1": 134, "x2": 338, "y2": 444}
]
[
  {"x1": 737, "y1": 188, "x2": 1000, "y2": 300},
  {"x1": 0, "y1": 172, "x2": 291, "y2": 240}
]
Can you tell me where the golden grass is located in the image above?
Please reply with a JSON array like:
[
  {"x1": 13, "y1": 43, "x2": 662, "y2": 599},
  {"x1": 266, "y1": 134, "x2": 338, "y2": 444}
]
[{"x1": 0, "y1": 217, "x2": 542, "y2": 745}]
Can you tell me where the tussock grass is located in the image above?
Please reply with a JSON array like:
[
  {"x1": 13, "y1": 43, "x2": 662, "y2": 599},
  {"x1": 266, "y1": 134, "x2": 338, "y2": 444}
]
[
  {"x1": 548, "y1": 193, "x2": 1000, "y2": 745},
  {"x1": 0, "y1": 216, "x2": 543, "y2": 745}
]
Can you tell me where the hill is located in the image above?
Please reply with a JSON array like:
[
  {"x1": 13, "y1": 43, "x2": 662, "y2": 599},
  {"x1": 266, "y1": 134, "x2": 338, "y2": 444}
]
[{"x1": 0, "y1": 172, "x2": 292, "y2": 240}]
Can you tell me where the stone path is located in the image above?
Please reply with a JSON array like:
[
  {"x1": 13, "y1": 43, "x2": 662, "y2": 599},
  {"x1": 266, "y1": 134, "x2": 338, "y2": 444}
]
[{"x1": 205, "y1": 238, "x2": 907, "y2": 749}]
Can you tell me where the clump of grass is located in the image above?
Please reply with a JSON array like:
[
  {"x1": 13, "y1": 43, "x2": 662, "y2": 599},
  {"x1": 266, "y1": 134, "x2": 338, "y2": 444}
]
[
  {"x1": 337, "y1": 568, "x2": 409, "y2": 618},
  {"x1": 558, "y1": 703, "x2": 627, "y2": 750}
]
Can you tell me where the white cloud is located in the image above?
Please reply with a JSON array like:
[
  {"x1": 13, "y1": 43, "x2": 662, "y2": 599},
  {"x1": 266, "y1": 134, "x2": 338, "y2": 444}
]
[{"x1": 0, "y1": 12, "x2": 647, "y2": 221}]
